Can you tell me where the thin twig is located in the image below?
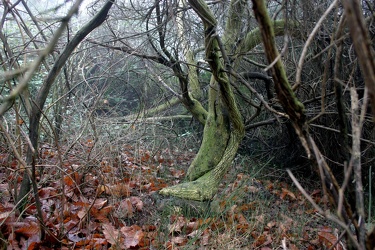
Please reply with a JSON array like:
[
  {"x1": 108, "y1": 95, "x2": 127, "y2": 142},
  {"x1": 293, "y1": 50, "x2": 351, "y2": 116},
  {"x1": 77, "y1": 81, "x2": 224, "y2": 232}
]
[
  {"x1": 0, "y1": 119, "x2": 47, "y2": 239},
  {"x1": 145, "y1": 63, "x2": 182, "y2": 99},
  {"x1": 349, "y1": 85, "x2": 366, "y2": 247},
  {"x1": 0, "y1": 0, "x2": 84, "y2": 115},
  {"x1": 309, "y1": 123, "x2": 375, "y2": 146},
  {"x1": 264, "y1": 34, "x2": 288, "y2": 72},
  {"x1": 287, "y1": 169, "x2": 361, "y2": 249},
  {"x1": 294, "y1": 0, "x2": 339, "y2": 90}
]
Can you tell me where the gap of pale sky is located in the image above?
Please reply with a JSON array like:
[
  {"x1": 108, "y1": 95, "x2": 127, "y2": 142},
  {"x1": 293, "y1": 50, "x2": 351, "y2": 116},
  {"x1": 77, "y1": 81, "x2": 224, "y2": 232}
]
[{"x1": 23, "y1": 0, "x2": 91, "y2": 21}]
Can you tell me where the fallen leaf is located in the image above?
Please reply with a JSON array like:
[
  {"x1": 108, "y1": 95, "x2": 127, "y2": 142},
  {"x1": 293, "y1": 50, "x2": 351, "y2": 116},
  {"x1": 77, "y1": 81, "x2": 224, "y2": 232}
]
[
  {"x1": 253, "y1": 234, "x2": 267, "y2": 247},
  {"x1": 0, "y1": 210, "x2": 12, "y2": 221},
  {"x1": 235, "y1": 212, "x2": 249, "y2": 224},
  {"x1": 280, "y1": 188, "x2": 296, "y2": 200},
  {"x1": 254, "y1": 234, "x2": 273, "y2": 248},
  {"x1": 26, "y1": 242, "x2": 41, "y2": 250},
  {"x1": 38, "y1": 187, "x2": 57, "y2": 199},
  {"x1": 99, "y1": 184, "x2": 131, "y2": 197},
  {"x1": 121, "y1": 225, "x2": 145, "y2": 248},
  {"x1": 169, "y1": 216, "x2": 186, "y2": 234},
  {"x1": 15, "y1": 221, "x2": 39, "y2": 238},
  {"x1": 170, "y1": 169, "x2": 185, "y2": 178},
  {"x1": 186, "y1": 220, "x2": 201, "y2": 233},
  {"x1": 77, "y1": 209, "x2": 86, "y2": 219},
  {"x1": 97, "y1": 185, "x2": 110, "y2": 195},
  {"x1": 318, "y1": 231, "x2": 343, "y2": 250},
  {"x1": 96, "y1": 205, "x2": 113, "y2": 222},
  {"x1": 130, "y1": 196, "x2": 143, "y2": 211},
  {"x1": 102, "y1": 223, "x2": 120, "y2": 245},
  {"x1": 247, "y1": 185, "x2": 260, "y2": 193},
  {"x1": 93, "y1": 198, "x2": 108, "y2": 209},
  {"x1": 67, "y1": 233, "x2": 85, "y2": 243},
  {"x1": 119, "y1": 198, "x2": 134, "y2": 218},
  {"x1": 201, "y1": 228, "x2": 211, "y2": 246},
  {"x1": 170, "y1": 236, "x2": 188, "y2": 245}
]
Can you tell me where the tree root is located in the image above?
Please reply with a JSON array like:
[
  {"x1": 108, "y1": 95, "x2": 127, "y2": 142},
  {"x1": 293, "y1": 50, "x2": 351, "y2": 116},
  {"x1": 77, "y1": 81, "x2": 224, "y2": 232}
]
[{"x1": 159, "y1": 171, "x2": 220, "y2": 201}]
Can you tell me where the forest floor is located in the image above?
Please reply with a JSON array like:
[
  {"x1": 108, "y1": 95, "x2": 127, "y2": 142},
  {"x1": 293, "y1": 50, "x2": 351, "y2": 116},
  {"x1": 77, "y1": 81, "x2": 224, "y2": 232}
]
[{"x1": 0, "y1": 141, "x2": 344, "y2": 249}]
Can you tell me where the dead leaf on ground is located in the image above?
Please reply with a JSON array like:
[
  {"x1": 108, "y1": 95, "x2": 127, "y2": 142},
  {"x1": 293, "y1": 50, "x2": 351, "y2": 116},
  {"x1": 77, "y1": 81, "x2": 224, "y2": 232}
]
[
  {"x1": 102, "y1": 223, "x2": 121, "y2": 245},
  {"x1": 120, "y1": 225, "x2": 145, "y2": 248},
  {"x1": 318, "y1": 231, "x2": 343, "y2": 250},
  {"x1": 280, "y1": 188, "x2": 296, "y2": 200},
  {"x1": 170, "y1": 169, "x2": 185, "y2": 178},
  {"x1": 130, "y1": 196, "x2": 143, "y2": 211},
  {"x1": 169, "y1": 216, "x2": 186, "y2": 234},
  {"x1": 93, "y1": 198, "x2": 108, "y2": 209},
  {"x1": 15, "y1": 221, "x2": 40, "y2": 238},
  {"x1": 118, "y1": 198, "x2": 134, "y2": 218},
  {"x1": 170, "y1": 235, "x2": 188, "y2": 245}
]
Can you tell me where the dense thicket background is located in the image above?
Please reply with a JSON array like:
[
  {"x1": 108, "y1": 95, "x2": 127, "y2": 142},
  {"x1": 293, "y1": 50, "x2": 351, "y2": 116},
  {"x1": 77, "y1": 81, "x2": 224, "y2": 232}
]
[{"x1": 0, "y1": 0, "x2": 374, "y2": 249}]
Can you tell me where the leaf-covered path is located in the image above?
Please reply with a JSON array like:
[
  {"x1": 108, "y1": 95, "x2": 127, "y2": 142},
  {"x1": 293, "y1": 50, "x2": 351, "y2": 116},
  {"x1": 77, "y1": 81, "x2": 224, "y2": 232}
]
[{"x1": 0, "y1": 143, "x2": 342, "y2": 249}]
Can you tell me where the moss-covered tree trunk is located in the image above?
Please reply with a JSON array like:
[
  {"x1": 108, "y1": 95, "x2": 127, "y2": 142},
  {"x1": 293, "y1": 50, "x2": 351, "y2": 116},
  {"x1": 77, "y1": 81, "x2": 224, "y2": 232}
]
[
  {"x1": 251, "y1": 0, "x2": 368, "y2": 248},
  {"x1": 159, "y1": 0, "x2": 296, "y2": 201},
  {"x1": 160, "y1": 0, "x2": 245, "y2": 201}
]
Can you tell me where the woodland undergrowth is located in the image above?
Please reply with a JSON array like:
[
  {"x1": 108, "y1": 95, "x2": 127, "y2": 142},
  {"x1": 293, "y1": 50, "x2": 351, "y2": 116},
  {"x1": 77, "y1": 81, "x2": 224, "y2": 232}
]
[{"x1": 0, "y1": 135, "x2": 346, "y2": 249}]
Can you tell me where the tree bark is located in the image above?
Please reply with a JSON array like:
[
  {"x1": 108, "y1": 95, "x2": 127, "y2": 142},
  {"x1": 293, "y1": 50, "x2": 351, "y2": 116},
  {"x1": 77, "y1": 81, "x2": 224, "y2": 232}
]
[
  {"x1": 159, "y1": 0, "x2": 299, "y2": 201},
  {"x1": 342, "y1": 0, "x2": 375, "y2": 121},
  {"x1": 186, "y1": 79, "x2": 230, "y2": 181},
  {"x1": 251, "y1": 0, "x2": 362, "y2": 248},
  {"x1": 160, "y1": 0, "x2": 245, "y2": 200}
]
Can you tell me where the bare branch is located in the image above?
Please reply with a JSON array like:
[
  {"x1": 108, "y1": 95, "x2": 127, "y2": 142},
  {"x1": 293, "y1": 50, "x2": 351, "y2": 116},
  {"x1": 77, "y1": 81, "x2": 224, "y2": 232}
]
[{"x1": 294, "y1": 0, "x2": 339, "y2": 91}]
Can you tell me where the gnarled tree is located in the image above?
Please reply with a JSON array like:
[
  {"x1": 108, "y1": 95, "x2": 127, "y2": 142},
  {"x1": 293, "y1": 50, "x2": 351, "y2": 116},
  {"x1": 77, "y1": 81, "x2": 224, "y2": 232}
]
[{"x1": 96, "y1": 0, "x2": 295, "y2": 201}]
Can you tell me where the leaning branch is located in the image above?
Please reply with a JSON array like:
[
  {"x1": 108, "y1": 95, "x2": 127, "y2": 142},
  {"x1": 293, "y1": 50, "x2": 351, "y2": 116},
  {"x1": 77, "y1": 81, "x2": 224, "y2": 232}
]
[{"x1": 342, "y1": 0, "x2": 375, "y2": 121}]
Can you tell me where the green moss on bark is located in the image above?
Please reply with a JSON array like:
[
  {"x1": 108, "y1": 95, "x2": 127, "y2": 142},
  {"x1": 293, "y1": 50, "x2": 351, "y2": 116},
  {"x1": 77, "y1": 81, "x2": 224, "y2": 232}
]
[
  {"x1": 160, "y1": 0, "x2": 245, "y2": 201},
  {"x1": 187, "y1": 107, "x2": 230, "y2": 181},
  {"x1": 160, "y1": 130, "x2": 242, "y2": 201}
]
